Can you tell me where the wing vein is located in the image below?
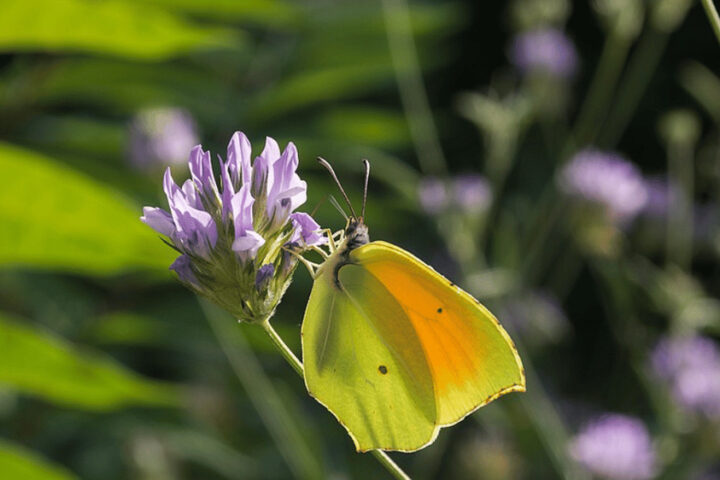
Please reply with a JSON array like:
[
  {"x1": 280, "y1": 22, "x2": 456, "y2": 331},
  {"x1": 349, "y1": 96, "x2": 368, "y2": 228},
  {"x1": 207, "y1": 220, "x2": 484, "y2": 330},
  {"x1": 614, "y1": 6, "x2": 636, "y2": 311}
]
[{"x1": 316, "y1": 293, "x2": 337, "y2": 370}]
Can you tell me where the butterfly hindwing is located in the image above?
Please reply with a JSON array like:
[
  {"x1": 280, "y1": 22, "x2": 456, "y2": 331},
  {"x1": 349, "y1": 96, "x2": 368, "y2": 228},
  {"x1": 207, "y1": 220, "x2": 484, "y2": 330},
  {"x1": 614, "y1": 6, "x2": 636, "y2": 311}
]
[{"x1": 302, "y1": 260, "x2": 437, "y2": 452}]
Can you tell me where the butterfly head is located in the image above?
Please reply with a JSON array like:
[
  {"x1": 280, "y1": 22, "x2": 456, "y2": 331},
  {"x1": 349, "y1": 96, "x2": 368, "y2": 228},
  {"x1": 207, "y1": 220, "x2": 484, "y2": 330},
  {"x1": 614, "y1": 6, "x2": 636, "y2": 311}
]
[
  {"x1": 345, "y1": 217, "x2": 369, "y2": 250},
  {"x1": 317, "y1": 156, "x2": 372, "y2": 252}
]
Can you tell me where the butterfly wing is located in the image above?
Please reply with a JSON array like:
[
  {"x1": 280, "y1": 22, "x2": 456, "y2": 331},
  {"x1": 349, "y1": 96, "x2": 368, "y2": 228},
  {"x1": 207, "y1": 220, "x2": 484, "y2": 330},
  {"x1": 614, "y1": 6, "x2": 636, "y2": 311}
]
[
  {"x1": 301, "y1": 240, "x2": 525, "y2": 452},
  {"x1": 302, "y1": 255, "x2": 437, "y2": 452},
  {"x1": 348, "y1": 241, "x2": 525, "y2": 427}
]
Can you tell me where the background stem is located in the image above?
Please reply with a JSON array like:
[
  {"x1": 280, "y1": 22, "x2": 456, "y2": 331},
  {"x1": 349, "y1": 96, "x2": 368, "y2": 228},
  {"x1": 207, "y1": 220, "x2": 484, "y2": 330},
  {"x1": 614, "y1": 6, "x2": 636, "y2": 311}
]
[
  {"x1": 202, "y1": 303, "x2": 325, "y2": 480},
  {"x1": 701, "y1": 0, "x2": 720, "y2": 45}
]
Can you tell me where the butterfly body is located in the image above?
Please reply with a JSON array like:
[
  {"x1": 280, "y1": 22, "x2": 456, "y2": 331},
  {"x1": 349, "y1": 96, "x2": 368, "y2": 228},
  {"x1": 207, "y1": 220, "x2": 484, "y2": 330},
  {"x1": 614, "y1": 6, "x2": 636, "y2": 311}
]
[{"x1": 301, "y1": 219, "x2": 525, "y2": 452}]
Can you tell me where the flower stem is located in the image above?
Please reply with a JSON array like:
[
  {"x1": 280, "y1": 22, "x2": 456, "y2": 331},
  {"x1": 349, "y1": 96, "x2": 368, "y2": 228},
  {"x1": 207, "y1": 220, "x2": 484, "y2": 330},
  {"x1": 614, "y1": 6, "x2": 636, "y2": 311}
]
[
  {"x1": 261, "y1": 318, "x2": 303, "y2": 377},
  {"x1": 701, "y1": 0, "x2": 720, "y2": 45},
  {"x1": 260, "y1": 320, "x2": 411, "y2": 480}
]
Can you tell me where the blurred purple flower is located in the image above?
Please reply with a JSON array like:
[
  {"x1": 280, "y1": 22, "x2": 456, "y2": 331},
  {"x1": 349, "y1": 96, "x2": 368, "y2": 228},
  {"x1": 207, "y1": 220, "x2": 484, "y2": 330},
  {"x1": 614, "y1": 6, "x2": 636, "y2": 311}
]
[
  {"x1": 559, "y1": 150, "x2": 648, "y2": 222},
  {"x1": 643, "y1": 177, "x2": 679, "y2": 218},
  {"x1": 141, "y1": 131, "x2": 325, "y2": 323},
  {"x1": 129, "y1": 107, "x2": 199, "y2": 171},
  {"x1": 418, "y1": 177, "x2": 448, "y2": 214},
  {"x1": 510, "y1": 28, "x2": 578, "y2": 77},
  {"x1": 503, "y1": 291, "x2": 568, "y2": 347},
  {"x1": 452, "y1": 175, "x2": 492, "y2": 212},
  {"x1": 570, "y1": 414, "x2": 657, "y2": 480},
  {"x1": 652, "y1": 336, "x2": 720, "y2": 418}
]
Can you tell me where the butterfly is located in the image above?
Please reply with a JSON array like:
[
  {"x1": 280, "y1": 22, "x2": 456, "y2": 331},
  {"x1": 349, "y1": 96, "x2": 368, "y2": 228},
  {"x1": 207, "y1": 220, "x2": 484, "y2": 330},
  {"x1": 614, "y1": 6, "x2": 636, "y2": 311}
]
[{"x1": 299, "y1": 158, "x2": 525, "y2": 452}]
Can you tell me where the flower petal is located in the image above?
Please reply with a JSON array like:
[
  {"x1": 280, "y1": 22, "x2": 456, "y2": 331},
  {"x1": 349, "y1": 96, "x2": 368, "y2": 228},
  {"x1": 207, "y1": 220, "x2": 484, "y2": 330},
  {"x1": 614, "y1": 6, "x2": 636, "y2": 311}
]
[
  {"x1": 227, "y1": 131, "x2": 253, "y2": 189},
  {"x1": 141, "y1": 207, "x2": 176, "y2": 238},
  {"x1": 290, "y1": 212, "x2": 326, "y2": 246}
]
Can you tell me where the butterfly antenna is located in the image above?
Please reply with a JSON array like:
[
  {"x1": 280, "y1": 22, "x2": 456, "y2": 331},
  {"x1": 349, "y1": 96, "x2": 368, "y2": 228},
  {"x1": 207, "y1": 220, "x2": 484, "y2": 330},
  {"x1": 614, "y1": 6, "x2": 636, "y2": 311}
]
[
  {"x1": 361, "y1": 159, "x2": 370, "y2": 220},
  {"x1": 328, "y1": 195, "x2": 349, "y2": 220},
  {"x1": 317, "y1": 157, "x2": 358, "y2": 219}
]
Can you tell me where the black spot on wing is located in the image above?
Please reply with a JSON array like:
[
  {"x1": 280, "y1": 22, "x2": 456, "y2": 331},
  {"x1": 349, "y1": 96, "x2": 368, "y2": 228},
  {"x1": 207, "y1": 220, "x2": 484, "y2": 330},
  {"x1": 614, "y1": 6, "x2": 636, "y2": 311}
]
[
  {"x1": 378, "y1": 365, "x2": 388, "y2": 375},
  {"x1": 437, "y1": 307, "x2": 443, "y2": 313}
]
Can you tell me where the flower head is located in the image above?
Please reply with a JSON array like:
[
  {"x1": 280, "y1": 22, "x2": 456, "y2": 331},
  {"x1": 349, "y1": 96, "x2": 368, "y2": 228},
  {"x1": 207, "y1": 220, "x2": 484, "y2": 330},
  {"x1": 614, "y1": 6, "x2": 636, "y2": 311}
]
[
  {"x1": 452, "y1": 175, "x2": 492, "y2": 212},
  {"x1": 559, "y1": 150, "x2": 648, "y2": 223},
  {"x1": 652, "y1": 335, "x2": 720, "y2": 419},
  {"x1": 129, "y1": 107, "x2": 199, "y2": 171},
  {"x1": 642, "y1": 177, "x2": 678, "y2": 218},
  {"x1": 141, "y1": 131, "x2": 325, "y2": 323},
  {"x1": 570, "y1": 414, "x2": 658, "y2": 480},
  {"x1": 510, "y1": 28, "x2": 578, "y2": 78},
  {"x1": 418, "y1": 177, "x2": 448, "y2": 214},
  {"x1": 418, "y1": 175, "x2": 492, "y2": 215}
]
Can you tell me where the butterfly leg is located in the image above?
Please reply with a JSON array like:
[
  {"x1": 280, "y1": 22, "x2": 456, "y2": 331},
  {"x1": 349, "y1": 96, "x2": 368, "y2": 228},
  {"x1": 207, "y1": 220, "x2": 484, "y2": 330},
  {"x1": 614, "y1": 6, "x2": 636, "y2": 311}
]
[
  {"x1": 322, "y1": 228, "x2": 339, "y2": 252},
  {"x1": 282, "y1": 246, "x2": 320, "y2": 278}
]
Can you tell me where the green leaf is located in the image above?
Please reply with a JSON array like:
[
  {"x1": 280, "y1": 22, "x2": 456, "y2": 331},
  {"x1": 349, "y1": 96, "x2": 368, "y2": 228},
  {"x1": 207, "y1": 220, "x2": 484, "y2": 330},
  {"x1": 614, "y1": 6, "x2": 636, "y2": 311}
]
[
  {"x1": 0, "y1": 312, "x2": 180, "y2": 410},
  {"x1": 0, "y1": 142, "x2": 176, "y2": 274},
  {"x1": 0, "y1": 439, "x2": 77, "y2": 480},
  {"x1": 134, "y1": 0, "x2": 302, "y2": 28},
  {"x1": 312, "y1": 107, "x2": 410, "y2": 149},
  {"x1": 0, "y1": 0, "x2": 243, "y2": 60}
]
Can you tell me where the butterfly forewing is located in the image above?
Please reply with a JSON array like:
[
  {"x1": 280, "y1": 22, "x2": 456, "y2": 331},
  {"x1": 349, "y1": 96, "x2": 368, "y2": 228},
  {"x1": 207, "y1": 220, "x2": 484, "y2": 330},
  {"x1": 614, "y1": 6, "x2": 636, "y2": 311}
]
[{"x1": 351, "y1": 241, "x2": 525, "y2": 426}]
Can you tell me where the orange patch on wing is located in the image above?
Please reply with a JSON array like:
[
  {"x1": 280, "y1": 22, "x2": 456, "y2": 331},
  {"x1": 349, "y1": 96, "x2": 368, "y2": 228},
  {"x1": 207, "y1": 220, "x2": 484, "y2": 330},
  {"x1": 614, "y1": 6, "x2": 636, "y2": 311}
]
[{"x1": 362, "y1": 260, "x2": 492, "y2": 425}]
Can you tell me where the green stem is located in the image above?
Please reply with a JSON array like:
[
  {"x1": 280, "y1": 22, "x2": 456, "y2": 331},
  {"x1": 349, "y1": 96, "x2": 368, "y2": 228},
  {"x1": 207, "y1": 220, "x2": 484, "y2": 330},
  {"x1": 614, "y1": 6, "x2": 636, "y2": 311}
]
[
  {"x1": 598, "y1": 28, "x2": 669, "y2": 148},
  {"x1": 262, "y1": 319, "x2": 304, "y2": 377},
  {"x1": 260, "y1": 320, "x2": 411, "y2": 480},
  {"x1": 203, "y1": 304, "x2": 324, "y2": 480},
  {"x1": 666, "y1": 142, "x2": 694, "y2": 269},
  {"x1": 701, "y1": 0, "x2": 720, "y2": 45},
  {"x1": 568, "y1": 29, "x2": 632, "y2": 151},
  {"x1": 381, "y1": 0, "x2": 447, "y2": 175}
]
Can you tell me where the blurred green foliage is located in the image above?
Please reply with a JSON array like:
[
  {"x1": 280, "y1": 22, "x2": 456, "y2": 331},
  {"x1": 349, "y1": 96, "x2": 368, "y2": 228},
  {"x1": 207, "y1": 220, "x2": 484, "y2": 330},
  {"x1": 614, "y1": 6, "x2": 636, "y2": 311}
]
[{"x1": 0, "y1": 0, "x2": 719, "y2": 479}]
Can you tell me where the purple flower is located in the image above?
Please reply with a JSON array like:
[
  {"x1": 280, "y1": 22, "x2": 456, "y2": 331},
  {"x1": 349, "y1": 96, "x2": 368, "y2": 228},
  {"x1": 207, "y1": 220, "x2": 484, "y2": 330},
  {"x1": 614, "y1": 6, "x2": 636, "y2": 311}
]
[
  {"x1": 128, "y1": 107, "x2": 199, "y2": 171},
  {"x1": 652, "y1": 336, "x2": 720, "y2": 418},
  {"x1": 642, "y1": 177, "x2": 679, "y2": 218},
  {"x1": 290, "y1": 212, "x2": 327, "y2": 247},
  {"x1": 418, "y1": 177, "x2": 448, "y2": 214},
  {"x1": 570, "y1": 414, "x2": 658, "y2": 480},
  {"x1": 169, "y1": 255, "x2": 199, "y2": 289},
  {"x1": 141, "y1": 131, "x2": 324, "y2": 323},
  {"x1": 162, "y1": 169, "x2": 218, "y2": 260},
  {"x1": 510, "y1": 28, "x2": 578, "y2": 78},
  {"x1": 559, "y1": 150, "x2": 648, "y2": 222},
  {"x1": 255, "y1": 264, "x2": 275, "y2": 292},
  {"x1": 452, "y1": 175, "x2": 492, "y2": 212}
]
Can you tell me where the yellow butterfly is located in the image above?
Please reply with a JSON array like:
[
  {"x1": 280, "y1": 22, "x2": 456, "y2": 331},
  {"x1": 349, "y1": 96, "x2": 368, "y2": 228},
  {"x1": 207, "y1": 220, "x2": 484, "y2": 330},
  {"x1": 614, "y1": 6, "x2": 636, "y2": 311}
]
[{"x1": 300, "y1": 159, "x2": 525, "y2": 452}]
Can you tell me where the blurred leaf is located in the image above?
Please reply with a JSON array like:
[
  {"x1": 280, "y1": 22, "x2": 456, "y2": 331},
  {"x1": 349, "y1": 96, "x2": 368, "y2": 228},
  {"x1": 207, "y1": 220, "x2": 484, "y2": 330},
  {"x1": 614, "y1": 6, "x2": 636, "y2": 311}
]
[
  {"x1": 0, "y1": 142, "x2": 176, "y2": 274},
  {"x1": 30, "y1": 59, "x2": 240, "y2": 121},
  {"x1": 161, "y1": 428, "x2": 259, "y2": 479},
  {"x1": 313, "y1": 107, "x2": 410, "y2": 149},
  {"x1": 135, "y1": 0, "x2": 302, "y2": 28},
  {"x1": 89, "y1": 312, "x2": 166, "y2": 346},
  {"x1": 0, "y1": 0, "x2": 243, "y2": 60},
  {"x1": 248, "y1": 63, "x2": 394, "y2": 122},
  {"x1": 298, "y1": 3, "x2": 463, "y2": 68},
  {"x1": 0, "y1": 312, "x2": 180, "y2": 410},
  {"x1": 19, "y1": 115, "x2": 126, "y2": 159},
  {"x1": 679, "y1": 61, "x2": 720, "y2": 124},
  {"x1": 0, "y1": 439, "x2": 76, "y2": 480}
]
